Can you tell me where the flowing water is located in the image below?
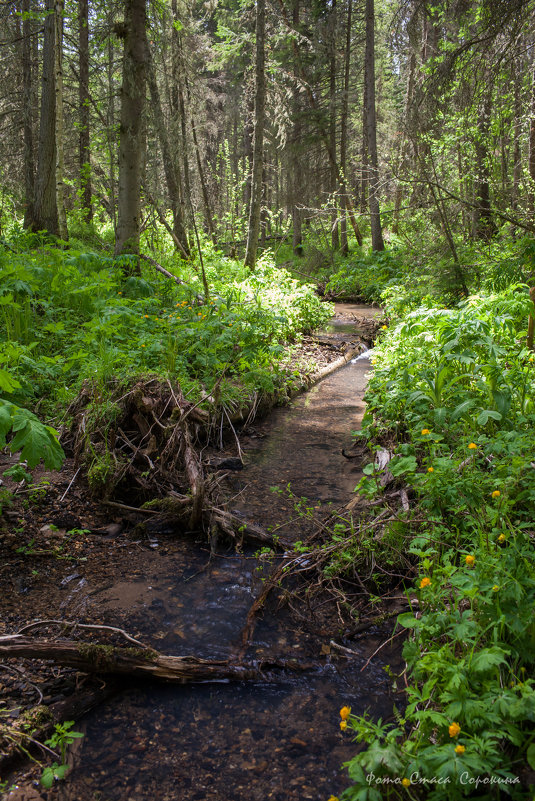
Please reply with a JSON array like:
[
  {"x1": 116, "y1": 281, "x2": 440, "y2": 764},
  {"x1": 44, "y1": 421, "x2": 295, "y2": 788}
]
[{"x1": 56, "y1": 304, "x2": 401, "y2": 801}]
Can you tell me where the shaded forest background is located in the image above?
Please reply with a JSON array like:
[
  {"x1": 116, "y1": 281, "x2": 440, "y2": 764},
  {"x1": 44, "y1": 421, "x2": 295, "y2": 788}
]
[{"x1": 2, "y1": 0, "x2": 535, "y2": 276}]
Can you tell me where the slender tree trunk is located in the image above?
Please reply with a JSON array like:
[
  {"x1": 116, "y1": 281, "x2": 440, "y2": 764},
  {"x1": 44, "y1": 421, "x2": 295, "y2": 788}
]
[
  {"x1": 364, "y1": 0, "x2": 384, "y2": 251},
  {"x1": 329, "y1": 0, "x2": 339, "y2": 251},
  {"x1": 79, "y1": 0, "x2": 92, "y2": 221},
  {"x1": 184, "y1": 74, "x2": 217, "y2": 246},
  {"x1": 360, "y1": 80, "x2": 368, "y2": 214},
  {"x1": 472, "y1": 88, "x2": 495, "y2": 240},
  {"x1": 170, "y1": 0, "x2": 188, "y2": 238},
  {"x1": 529, "y1": 65, "x2": 535, "y2": 222},
  {"x1": 115, "y1": 0, "x2": 148, "y2": 269},
  {"x1": 54, "y1": 0, "x2": 67, "y2": 239},
  {"x1": 512, "y1": 59, "x2": 522, "y2": 213},
  {"x1": 177, "y1": 74, "x2": 192, "y2": 231},
  {"x1": 244, "y1": 0, "x2": 266, "y2": 269},
  {"x1": 33, "y1": 0, "x2": 59, "y2": 236},
  {"x1": 146, "y1": 47, "x2": 189, "y2": 255},
  {"x1": 392, "y1": 51, "x2": 415, "y2": 234},
  {"x1": 243, "y1": 95, "x2": 254, "y2": 224},
  {"x1": 21, "y1": 0, "x2": 35, "y2": 228},
  {"x1": 339, "y1": 0, "x2": 352, "y2": 254},
  {"x1": 106, "y1": 7, "x2": 117, "y2": 232},
  {"x1": 290, "y1": 0, "x2": 303, "y2": 256}
]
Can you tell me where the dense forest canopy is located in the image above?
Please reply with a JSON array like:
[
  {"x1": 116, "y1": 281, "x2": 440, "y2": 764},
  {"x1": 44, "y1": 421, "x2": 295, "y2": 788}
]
[{"x1": 2, "y1": 0, "x2": 535, "y2": 273}]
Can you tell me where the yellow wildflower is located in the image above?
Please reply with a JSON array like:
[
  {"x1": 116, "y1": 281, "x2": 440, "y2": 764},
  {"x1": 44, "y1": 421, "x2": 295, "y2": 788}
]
[
  {"x1": 141, "y1": 344, "x2": 146, "y2": 348},
  {"x1": 144, "y1": 314, "x2": 149, "y2": 318},
  {"x1": 340, "y1": 706, "x2": 351, "y2": 720},
  {"x1": 468, "y1": 442, "x2": 478, "y2": 450},
  {"x1": 427, "y1": 466, "x2": 434, "y2": 473},
  {"x1": 419, "y1": 577, "x2": 431, "y2": 589},
  {"x1": 381, "y1": 325, "x2": 387, "y2": 330},
  {"x1": 328, "y1": 796, "x2": 339, "y2": 801},
  {"x1": 421, "y1": 428, "x2": 430, "y2": 435},
  {"x1": 449, "y1": 722, "x2": 461, "y2": 738},
  {"x1": 401, "y1": 778, "x2": 411, "y2": 788},
  {"x1": 454, "y1": 744, "x2": 465, "y2": 755},
  {"x1": 465, "y1": 555, "x2": 475, "y2": 567},
  {"x1": 340, "y1": 720, "x2": 347, "y2": 731},
  {"x1": 491, "y1": 490, "x2": 500, "y2": 498},
  {"x1": 492, "y1": 585, "x2": 499, "y2": 592},
  {"x1": 498, "y1": 533, "x2": 506, "y2": 543}
]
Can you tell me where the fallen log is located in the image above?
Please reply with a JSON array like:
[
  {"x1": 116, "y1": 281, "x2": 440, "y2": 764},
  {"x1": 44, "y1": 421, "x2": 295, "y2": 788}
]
[{"x1": 0, "y1": 637, "x2": 312, "y2": 684}]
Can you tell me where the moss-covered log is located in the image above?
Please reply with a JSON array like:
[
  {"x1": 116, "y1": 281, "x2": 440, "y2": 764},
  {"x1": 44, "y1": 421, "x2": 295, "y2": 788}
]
[{"x1": 0, "y1": 636, "x2": 310, "y2": 683}]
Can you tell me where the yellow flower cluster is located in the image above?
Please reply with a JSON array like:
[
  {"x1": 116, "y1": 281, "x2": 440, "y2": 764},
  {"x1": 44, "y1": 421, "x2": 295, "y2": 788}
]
[
  {"x1": 402, "y1": 778, "x2": 411, "y2": 788},
  {"x1": 421, "y1": 428, "x2": 430, "y2": 435},
  {"x1": 427, "y1": 466, "x2": 434, "y2": 473},
  {"x1": 449, "y1": 722, "x2": 461, "y2": 738},
  {"x1": 465, "y1": 554, "x2": 475, "y2": 567},
  {"x1": 491, "y1": 490, "x2": 500, "y2": 498},
  {"x1": 340, "y1": 706, "x2": 351, "y2": 720},
  {"x1": 468, "y1": 442, "x2": 478, "y2": 450},
  {"x1": 454, "y1": 744, "x2": 465, "y2": 755},
  {"x1": 419, "y1": 577, "x2": 431, "y2": 589}
]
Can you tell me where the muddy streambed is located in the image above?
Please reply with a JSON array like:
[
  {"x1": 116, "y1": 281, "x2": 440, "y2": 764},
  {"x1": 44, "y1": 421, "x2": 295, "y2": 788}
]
[{"x1": 8, "y1": 304, "x2": 402, "y2": 801}]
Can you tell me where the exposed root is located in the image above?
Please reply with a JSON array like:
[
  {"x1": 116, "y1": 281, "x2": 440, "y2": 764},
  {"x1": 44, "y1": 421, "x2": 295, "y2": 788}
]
[{"x1": 64, "y1": 377, "x2": 279, "y2": 549}]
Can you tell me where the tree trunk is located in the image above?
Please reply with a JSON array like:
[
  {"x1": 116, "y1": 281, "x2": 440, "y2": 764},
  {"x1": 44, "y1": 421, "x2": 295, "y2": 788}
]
[
  {"x1": 115, "y1": 0, "x2": 148, "y2": 269},
  {"x1": 21, "y1": 0, "x2": 35, "y2": 228},
  {"x1": 360, "y1": 80, "x2": 368, "y2": 214},
  {"x1": 529, "y1": 65, "x2": 535, "y2": 222},
  {"x1": 32, "y1": 0, "x2": 59, "y2": 236},
  {"x1": 329, "y1": 0, "x2": 339, "y2": 251},
  {"x1": 184, "y1": 73, "x2": 217, "y2": 246},
  {"x1": 472, "y1": 88, "x2": 495, "y2": 240},
  {"x1": 106, "y1": 6, "x2": 117, "y2": 232},
  {"x1": 364, "y1": 0, "x2": 384, "y2": 251},
  {"x1": 392, "y1": 51, "x2": 416, "y2": 235},
  {"x1": 78, "y1": 0, "x2": 92, "y2": 222},
  {"x1": 244, "y1": 0, "x2": 266, "y2": 269},
  {"x1": 512, "y1": 59, "x2": 521, "y2": 213},
  {"x1": 290, "y1": 0, "x2": 303, "y2": 256},
  {"x1": 54, "y1": 0, "x2": 68, "y2": 240},
  {"x1": 339, "y1": 0, "x2": 352, "y2": 254},
  {"x1": 146, "y1": 46, "x2": 189, "y2": 255}
]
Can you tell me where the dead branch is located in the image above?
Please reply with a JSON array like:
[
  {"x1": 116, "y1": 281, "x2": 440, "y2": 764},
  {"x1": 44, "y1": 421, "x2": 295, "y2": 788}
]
[{"x1": 0, "y1": 637, "x2": 312, "y2": 684}]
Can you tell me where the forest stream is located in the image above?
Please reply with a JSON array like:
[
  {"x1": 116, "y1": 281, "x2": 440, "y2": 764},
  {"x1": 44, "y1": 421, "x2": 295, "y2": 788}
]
[{"x1": 5, "y1": 304, "x2": 403, "y2": 801}]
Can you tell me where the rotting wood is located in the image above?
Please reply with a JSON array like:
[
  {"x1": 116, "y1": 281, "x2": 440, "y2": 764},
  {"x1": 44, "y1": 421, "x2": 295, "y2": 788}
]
[{"x1": 0, "y1": 637, "x2": 312, "y2": 684}]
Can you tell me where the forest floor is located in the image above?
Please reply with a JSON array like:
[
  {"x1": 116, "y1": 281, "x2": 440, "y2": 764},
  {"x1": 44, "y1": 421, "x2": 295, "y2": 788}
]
[{"x1": 0, "y1": 305, "x2": 388, "y2": 799}]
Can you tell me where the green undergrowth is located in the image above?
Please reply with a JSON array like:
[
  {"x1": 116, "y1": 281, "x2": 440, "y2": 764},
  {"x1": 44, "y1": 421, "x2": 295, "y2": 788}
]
[
  {"x1": 321, "y1": 235, "x2": 535, "y2": 314},
  {"x1": 340, "y1": 283, "x2": 535, "y2": 799},
  {"x1": 0, "y1": 235, "x2": 332, "y2": 470}
]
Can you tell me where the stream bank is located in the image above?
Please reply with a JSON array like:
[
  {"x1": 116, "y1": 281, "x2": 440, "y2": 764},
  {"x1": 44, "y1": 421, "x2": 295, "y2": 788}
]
[{"x1": 0, "y1": 303, "x2": 403, "y2": 801}]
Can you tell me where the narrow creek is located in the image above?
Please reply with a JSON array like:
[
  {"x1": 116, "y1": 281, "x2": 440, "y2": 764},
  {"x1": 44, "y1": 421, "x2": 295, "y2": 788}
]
[{"x1": 57, "y1": 304, "x2": 400, "y2": 801}]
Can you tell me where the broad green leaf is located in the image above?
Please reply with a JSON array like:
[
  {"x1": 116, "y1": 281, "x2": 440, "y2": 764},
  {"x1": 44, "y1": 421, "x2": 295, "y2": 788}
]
[
  {"x1": 9, "y1": 410, "x2": 64, "y2": 469},
  {"x1": 0, "y1": 369, "x2": 21, "y2": 393},
  {"x1": 397, "y1": 612, "x2": 421, "y2": 629},
  {"x1": 0, "y1": 402, "x2": 13, "y2": 446},
  {"x1": 477, "y1": 409, "x2": 502, "y2": 426}
]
